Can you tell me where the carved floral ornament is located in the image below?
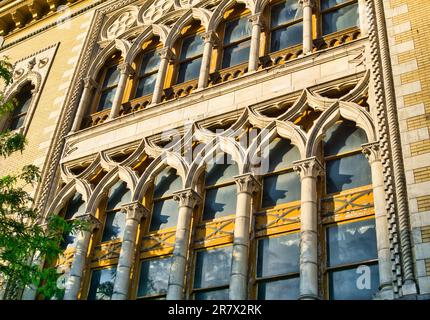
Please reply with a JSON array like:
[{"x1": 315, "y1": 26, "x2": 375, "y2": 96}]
[{"x1": 102, "y1": 6, "x2": 139, "y2": 40}]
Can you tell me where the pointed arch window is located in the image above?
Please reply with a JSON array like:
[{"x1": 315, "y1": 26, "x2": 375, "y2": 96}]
[
  {"x1": 60, "y1": 192, "x2": 86, "y2": 250},
  {"x1": 134, "y1": 49, "x2": 160, "y2": 98},
  {"x1": 177, "y1": 33, "x2": 205, "y2": 84},
  {"x1": 320, "y1": 0, "x2": 359, "y2": 36},
  {"x1": 8, "y1": 82, "x2": 33, "y2": 131}
]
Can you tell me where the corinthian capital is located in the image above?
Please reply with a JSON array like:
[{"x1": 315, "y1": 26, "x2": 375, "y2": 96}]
[
  {"x1": 201, "y1": 31, "x2": 220, "y2": 47},
  {"x1": 76, "y1": 213, "x2": 102, "y2": 232},
  {"x1": 299, "y1": 0, "x2": 315, "y2": 8},
  {"x1": 173, "y1": 188, "x2": 202, "y2": 209},
  {"x1": 117, "y1": 62, "x2": 135, "y2": 76},
  {"x1": 293, "y1": 157, "x2": 324, "y2": 179},
  {"x1": 234, "y1": 173, "x2": 261, "y2": 194},
  {"x1": 248, "y1": 13, "x2": 264, "y2": 28},
  {"x1": 362, "y1": 141, "x2": 381, "y2": 164},
  {"x1": 158, "y1": 48, "x2": 175, "y2": 61},
  {"x1": 121, "y1": 201, "x2": 149, "y2": 222}
]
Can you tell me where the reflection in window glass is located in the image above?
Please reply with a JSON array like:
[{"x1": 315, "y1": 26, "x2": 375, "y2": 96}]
[
  {"x1": 321, "y1": 0, "x2": 351, "y2": 11},
  {"x1": 137, "y1": 257, "x2": 172, "y2": 298},
  {"x1": 154, "y1": 168, "x2": 182, "y2": 198},
  {"x1": 180, "y1": 35, "x2": 204, "y2": 60},
  {"x1": 106, "y1": 181, "x2": 131, "y2": 211},
  {"x1": 258, "y1": 277, "x2": 300, "y2": 300},
  {"x1": 177, "y1": 35, "x2": 204, "y2": 84},
  {"x1": 135, "y1": 73, "x2": 157, "y2": 97},
  {"x1": 264, "y1": 138, "x2": 301, "y2": 172},
  {"x1": 195, "y1": 288, "x2": 229, "y2": 300},
  {"x1": 271, "y1": 22, "x2": 303, "y2": 52},
  {"x1": 194, "y1": 246, "x2": 232, "y2": 289},
  {"x1": 64, "y1": 193, "x2": 85, "y2": 220},
  {"x1": 203, "y1": 184, "x2": 237, "y2": 220},
  {"x1": 150, "y1": 198, "x2": 179, "y2": 231},
  {"x1": 97, "y1": 65, "x2": 120, "y2": 111},
  {"x1": 10, "y1": 85, "x2": 32, "y2": 131},
  {"x1": 271, "y1": 0, "x2": 303, "y2": 27},
  {"x1": 205, "y1": 154, "x2": 239, "y2": 186},
  {"x1": 323, "y1": 121, "x2": 368, "y2": 157},
  {"x1": 222, "y1": 41, "x2": 251, "y2": 69},
  {"x1": 224, "y1": 16, "x2": 251, "y2": 44},
  {"x1": 262, "y1": 172, "x2": 300, "y2": 208},
  {"x1": 222, "y1": 16, "x2": 251, "y2": 69},
  {"x1": 101, "y1": 210, "x2": 126, "y2": 242},
  {"x1": 178, "y1": 57, "x2": 203, "y2": 84},
  {"x1": 322, "y1": 2, "x2": 359, "y2": 35},
  {"x1": 87, "y1": 267, "x2": 116, "y2": 300},
  {"x1": 135, "y1": 50, "x2": 160, "y2": 98}
]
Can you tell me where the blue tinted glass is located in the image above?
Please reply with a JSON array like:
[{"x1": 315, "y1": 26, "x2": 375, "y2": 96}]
[
  {"x1": 271, "y1": 0, "x2": 303, "y2": 27},
  {"x1": 329, "y1": 263, "x2": 379, "y2": 300},
  {"x1": 203, "y1": 184, "x2": 237, "y2": 220},
  {"x1": 327, "y1": 219, "x2": 377, "y2": 267},
  {"x1": 87, "y1": 267, "x2": 116, "y2": 300},
  {"x1": 322, "y1": 3, "x2": 359, "y2": 35},
  {"x1": 135, "y1": 73, "x2": 157, "y2": 97},
  {"x1": 224, "y1": 16, "x2": 251, "y2": 44},
  {"x1": 61, "y1": 232, "x2": 78, "y2": 250},
  {"x1": 264, "y1": 138, "x2": 301, "y2": 172},
  {"x1": 195, "y1": 288, "x2": 229, "y2": 300},
  {"x1": 326, "y1": 153, "x2": 371, "y2": 194},
  {"x1": 107, "y1": 181, "x2": 131, "y2": 211},
  {"x1": 324, "y1": 121, "x2": 368, "y2": 156},
  {"x1": 9, "y1": 116, "x2": 25, "y2": 130},
  {"x1": 321, "y1": 0, "x2": 351, "y2": 10},
  {"x1": 101, "y1": 210, "x2": 126, "y2": 242},
  {"x1": 257, "y1": 233, "x2": 300, "y2": 277},
  {"x1": 13, "y1": 88, "x2": 32, "y2": 115},
  {"x1": 180, "y1": 35, "x2": 204, "y2": 60},
  {"x1": 137, "y1": 257, "x2": 171, "y2": 297},
  {"x1": 154, "y1": 167, "x2": 182, "y2": 199},
  {"x1": 97, "y1": 87, "x2": 116, "y2": 111},
  {"x1": 64, "y1": 193, "x2": 86, "y2": 220},
  {"x1": 258, "y1": 277, "x2": 300, "y2": 300},
  {"x1": 102, "y1": 65, "x2": 120, "y2": 88},
  {"x1": 222, "y1": 40, "x2": 250, "y2": 68},
  {"x1": 205, "y1": 153, "x2": 239, "y2": 186},
  {"x1": 262, "y1": 172, "x2": 301, "y2": 208},
  {"x1": 194, "y1": 246, "x2": 232, "y2": 288},
  {"x1": 139, "y1": 51, "x2": 160, "y2": 76},
  {"x1": 177, "y1": 57, "x2": 202, "y2": 83},
  {"x1": 149, "y1": 198, "x2": 179, "y2": 231},
  {"x1": 271, "y1": 22, "x2": 303, "y2": 52}
]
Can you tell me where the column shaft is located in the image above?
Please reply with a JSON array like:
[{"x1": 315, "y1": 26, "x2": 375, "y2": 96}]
[
  {"x1": 248, "y1": 14, "x2": 262, "y2": 73},
  {"x1": 109, "y1": 63, "x2": 132, "y2": 119},
  {"x1": 198, "y1": 35, "x2": 214, "y2": 89},
  {"x1": 152, "y1": 49, "x2": 172, "y2": 105},
  {"x1": 71, "y1": 82, "x2": 93, "y2": 132},
  {"x1": 302, "y1": 1, "x2": 313, "y2": 54}
]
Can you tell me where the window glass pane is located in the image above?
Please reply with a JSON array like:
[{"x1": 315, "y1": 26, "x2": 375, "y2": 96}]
[
  {"x1": 13, "y1": 89, "x2": 32, "y2": 115},
  {"x1": 324, "y1": 121, "x2": 368, "y2": 156},
  {"x1": 177, "y1": 57, "x2": 203, "y2": 83},
  {"x1": 262, "y1": 171, "x2": 301, "y2": 208},
  {"x1": 271, "y1": 0, "x2": 303, "y2": 27},
  {"x1": 258, "y1": 277, "x2": 300, "y2": 300},
  {"x1": 194, "y1": 246, "x2": 232, "y2": 289},
  {"x1": 329, "y1": 263, "x2": 379, "y2": 300},
  {"x1": 180, "y1": 35, "x2": 204, "y2": 60},
  {"x1": 101, "y1": 210, "x2": 126, "y2": 242},
  {"x1": 224, "y1": 16, "x2": 251, "y2": 44},
  {"x1": 64, "y1": 193, "x2": 86, "y2": 220},
  {"x1": 154, "y1": 167, "x2": 182, "y2": 199},
  {"x1": 97, "y1": 87, "x2": 116, "y2": 111},
  {"x1": 271, "y1": 22, "x2": 303, "y2": 52},
  {"x1": 195, "y1": 288, "x2": 229, "y2": 300},
  {"x1": 205, "y1": 153, "x2": 239, "y2": 186},
  {"x1": 264, "y1": 138, "x2": 301, "y2": 172},
  {"x1": 9, "y1": 115, "x2": 25, "y2": 131},
  {"x1": 102, "y1": 65, "x2": 120, "y2": 88},
  {"x1": 107, "y1": 181, "x2": 131, "y2": 211},
  {"x1": 61, "y1": 232, "x2": 78, "y2": 251},
  {"x1": 257, "y1": 233, "x2": 300, "y2": 278},
  {"x1": 322, "y1": 3, "x2": 359, "y2": 35},
  {"x1": 327, "y1": 219, "x2": 377, "y2": 267},
  {"x1": 321, "y1": 0, "x2": 351, "y2": 11},
  {"x1": 137, "y1": 257, "x2": 171, "y2": 297},
  {"x1": 222, "y1": 40, "x2": 250, "y2": 69},
  {"x1": 203, "y1": 184, "x2": 237, "y2": 220},
  {"x1": 139, "y1": 51, "x2": 160, "y2": 75},
  {"x1": 135, "y1": 73, "x2": 157, "y2": 98},
  {"x1": 326, "y1": 153, "x2": 371, "y2": 194},
  {"x1": 87, "y1": 267, "x2": 116, "y2": 300},
  {"x1": 150, "y1": 198, "x2": 179, "y2": 231}
]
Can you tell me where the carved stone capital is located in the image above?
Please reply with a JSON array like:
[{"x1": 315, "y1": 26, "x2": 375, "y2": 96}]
[
  {"x1": 83, "y1": 76, "x2": 97, "y2": 89},
  {"x1": 299, "y1": 0, "x2": 315, "y2": 8},
  {"x1": 234, "y1": 173, "x2": 261, "y2": 194},
  {"x1": 173, "y1": 188, "x2": 202, "y2": 209},
  {"x1": 362, "y1": 141, "x2": 381, "y2": 164},
  {"x1": 121, "y1": 201, "x2": 149, "y2": 222},
  {"x1": 201, "y1": 31, "x2": 220, "y2": 47},
  {"x1": 293, "y1": 157, "x2": 324, "y2": 179},
  {"x1": 76, "y1": 213, "x2": 102, "y2": 232},
  {"x1": 248, "y1": 13, "x2": 264, "y2": 28},
  {"x1": 117, "y1": 62, "x2": 134, "y2": 76},
  {"x1": 158, "y1": 48, "x2": 175, "y2": 61}
]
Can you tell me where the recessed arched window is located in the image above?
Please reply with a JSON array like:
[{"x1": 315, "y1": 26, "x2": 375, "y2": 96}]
[
  {"x1": 60, "y1": 192, "x2": 86, "y2": 251},
  {"x1": 202, "y1": 153, "x2": 239, "y2": 220},
  {"x1": 149, "y1": 167, "x2": 182, "y2": 232},
  {"x1": 100, "y1": 180, "x2": 131, "y2": 242},
  {"x1": 176, "y1": 33, "x2": 205, "y2": 84},
  {"x1": 323, "y1": 120, "x2": 370, "y2": 194},
  {"x1": 136, "y1": 255, "x2": 172, "y2": 299},
  {"x1": 94, "y1": 52, "x2": 122, "y2": 112},
  {"x1": 134, "y1": 49, "x2": 160, "y2": 99},
  {"x1": 269, "y1": 0, "x2": 303, "y2": 53},
  {"x1": 87, "y1": 266, "x2": 116, "y2": 300},
  {"x1": 221, "y1": 9, "x2": 252, "y2": 69},
  {"x1": 320, "y1": 0, "x2": 359, "y2": 36},
  {"x1": 8, "y1": 82, "x2": 33, "y2": 131}
]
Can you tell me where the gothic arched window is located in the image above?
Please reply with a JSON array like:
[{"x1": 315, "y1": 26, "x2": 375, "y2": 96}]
[
  {"x1": 8, "y1": 82, "x2": 33, "y2": 131},
  {"x1": 320, "y1": 0, "x2": 359, "y2": 36}
]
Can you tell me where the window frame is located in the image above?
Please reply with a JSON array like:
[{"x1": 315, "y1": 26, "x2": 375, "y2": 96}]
[
  {"x1": 174, "y1": 32, "x2": 206, "y2": 85},
  {"x1": 132, "y1": 48, "x2": 161, "y2": 100},
  {"x1": 319, "y1": 0, "x2": 359, "y2": 36},
  {"x1": 85, "y1": 265, "x2": 118, "y2": 300},
  {"x1": 135, "y1": 254, "x2": 172, "y2": 300}
]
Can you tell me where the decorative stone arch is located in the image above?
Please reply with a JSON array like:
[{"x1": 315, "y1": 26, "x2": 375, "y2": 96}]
[
  {"x1": 164, "y1": 8, "x2": 212, "y2": 48},
  {"x1": 208, "y1": 0, "x2": 256, "y2": 31},
  {"x1": 306, "y1": 101, "x2": 376, "y2": 157},
  {"x1": 244, "y1": 119, "x2": 307, "y2": 174},
  {"x1": 132, "y1": 152, "x2": 188, "y2": 202},
  {"x1": 185, "y1": 136, "x2": 246, "y2": 189},
  {"x1": 100, "y1": 5, "x2": 140, "y2": 41}
]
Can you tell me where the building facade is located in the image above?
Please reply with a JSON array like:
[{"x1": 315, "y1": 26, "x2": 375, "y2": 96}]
[{"x1": 0, "y1": 0, "x2": 429, "y2": 300}]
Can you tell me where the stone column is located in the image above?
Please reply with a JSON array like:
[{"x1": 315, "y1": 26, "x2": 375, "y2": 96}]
[
  {"x1": 166, "y1": 189, "x2": 201, "y2": 300},
  {"x1": 300, "y1": 0, "x2": 314, "y2": 54},
  {"x1": 293, "y1": 157, "x2": 323, "y2": 300},
  {"x1": 109, "y1": 62, "x2": 134, "y2": 119},
  {"x1": 152, "y1": 48, "x2": 174, "y2": 105},
  {"x1": 111, "y1": 202, "x2": 148, "y2": 300},
  {"x1": 362, "y1": 142, "x2": 394, "y2": 299},
  {"x1": 63, "y1": 214, "x2": 101, "y2": 300},
  {"x1": 248, "y1": 13, "x2": 263, "y2": 73},
  {"x1": 229, "y1": 174, "x2": 260, "y2": 300},
  {"x1": 71, "y1": 77, "x2": 97, "y2": 133},
  {"x1": 198, "y1": 31, "x2": 218, "y2": 90},
  {"x1": 357, "y1": 0, "x2": 369, "y2": 36}
]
